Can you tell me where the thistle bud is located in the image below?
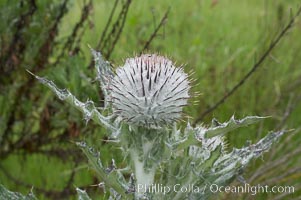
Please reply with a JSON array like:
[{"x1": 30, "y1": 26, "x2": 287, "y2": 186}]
[{"x1": 110, "y1": 54, "x2": 190, "y2": 127}]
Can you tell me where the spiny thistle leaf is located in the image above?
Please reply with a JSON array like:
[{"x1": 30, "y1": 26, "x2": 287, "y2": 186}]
[
  {"x1": 168, "y1": 130, "x2": 285, "y2": 200},
  {"x1": 167, "y1": 126, "x2": 201, "y2": 152},
  {"x1": 108, "y1": 188, "x2": 122, "y2": 200},
  {"x1": 205, "y1": 115, "x2": 267, "y2": 138},
  {"x1": 76, "y1": 141, "x2": 131, "y2": 199},
  {"x1": 27, "y1": 70, "x2": 117, "y2": 132},
  {"x1": 197, "y1": 144, "x2": 223, "y2": 172},
  {"x1": 213, "y1": 130, "x2": 285, "y2": 183},
  {"x1": 168, "y1": 116, "x2": 265, "y2": 153},
  {"x1": 89, "y1": 47, "x2": 114, "y2": 108},
  {"x1": 76, "y1": 188, "x2": 92, "y2": 200},
  {"x1": 0, "y1": 184, "x2": 37, "y2": 200}
]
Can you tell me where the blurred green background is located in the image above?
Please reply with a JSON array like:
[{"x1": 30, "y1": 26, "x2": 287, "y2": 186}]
[{"x1": 1, "y1": 0, "x2": 301, "y2": 199}]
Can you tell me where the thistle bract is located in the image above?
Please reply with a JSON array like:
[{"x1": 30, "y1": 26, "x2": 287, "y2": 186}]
[{"x1": 110, "y1": 54, "x2": 190, "y2": 127}]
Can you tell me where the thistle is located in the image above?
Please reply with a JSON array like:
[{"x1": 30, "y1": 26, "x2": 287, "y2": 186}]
[
  {"x1": 110, "y1": 54, "x2": 190, "y2": 127},
  {"x1": 29, "y1": 49, "x2": 285, "y2": 200}
]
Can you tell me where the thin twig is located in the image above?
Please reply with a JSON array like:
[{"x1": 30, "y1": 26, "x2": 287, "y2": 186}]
[
  {"x1": 193, "y1": 6, "x2": 301, "y2": 126},
  {"x1": 97, "y1": 0, "x2": 119, "y2": 50},
  {"x1": 35, "y1": 0, "x2": 69, "y2": 69},
  {"x1": 262, "y1": 166, "x2": 301, "y2": 185},
  {"x1": 54, "y1": 0, "x2": 92, "y2": 65},
  {"x1": 0, "y1": 1, "x2": 69, "y2": 144},
  {"x1": 276, "y1": 94, "x2": 301, "y2": 130},
  {"x1": 140, "y1": 8, "x2": 170, "y2": 52},
  {"x1": 0, "y1": 0, "x2": 37, "y2": 73},
  {"x1": 104, "y1": 0, "x2": 132, "y2": 59},
  {"x1": 88, "y1": 0, "x2": 131, "y2": 68},
  {"x1": 248, "y1": 146, "x2": 301, "y2": 182},
  {"x1": 273, "y1": 184, "x2": 301, "y2": 200}
]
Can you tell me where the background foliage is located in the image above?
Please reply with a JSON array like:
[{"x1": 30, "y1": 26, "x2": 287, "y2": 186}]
[{"x1": 1, "y1": 0, "x2": 301, "y2": 199}]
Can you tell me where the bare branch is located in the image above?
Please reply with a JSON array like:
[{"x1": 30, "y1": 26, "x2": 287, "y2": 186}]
[
  {"x1": 0, "y1": 0, "x2": 37, "y2": 73},
  {"x1": 97, "y1": 0, "x2": 119, "y2": 49},
  {"x1": 140, "y1": 8, "x2": 170, "y2": 52},
  {"x1": 104, "y1": 0, "x2": 132, "y2": 59},
  {"x1": 54, "y1": 0, "x2": 92, "y2": 65},
  {"x1": 88, "y1": 0, "x2": 131, "y2": 68},
  {"x1": 35, "y1": 0, "x2": 69, "y2": 69}
]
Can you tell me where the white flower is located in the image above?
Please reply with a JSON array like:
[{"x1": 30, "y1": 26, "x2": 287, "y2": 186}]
[{"x1": 110, "y1": 54, "x2": 190, "y2": 127}]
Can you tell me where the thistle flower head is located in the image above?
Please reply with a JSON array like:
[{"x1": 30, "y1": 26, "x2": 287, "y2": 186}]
[{"x1": 110, "y1": 54, "x2": 190, "y2": 127}]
